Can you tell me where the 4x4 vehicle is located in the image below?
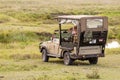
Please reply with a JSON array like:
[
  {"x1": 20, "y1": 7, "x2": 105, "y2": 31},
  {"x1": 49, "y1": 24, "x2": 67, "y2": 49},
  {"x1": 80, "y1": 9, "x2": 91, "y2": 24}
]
[{"x1": 39, "y1": 15, "x2": 108, "y2": 65}]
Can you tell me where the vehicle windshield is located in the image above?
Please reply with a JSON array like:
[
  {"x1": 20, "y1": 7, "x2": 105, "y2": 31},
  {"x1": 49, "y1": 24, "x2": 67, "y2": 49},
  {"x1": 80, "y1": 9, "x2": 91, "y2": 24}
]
[{"x1": 87, "y1": 19, "x2": 103, "y2": 28}]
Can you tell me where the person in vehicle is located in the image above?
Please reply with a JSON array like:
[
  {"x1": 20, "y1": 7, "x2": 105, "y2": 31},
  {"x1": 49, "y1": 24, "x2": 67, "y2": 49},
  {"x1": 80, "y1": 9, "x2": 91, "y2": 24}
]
[
  {"x1": 68, "y1": 26, "x2": 77, "y2": 35},
  {"x1": 68, "y1": 26, "x2": 78, "y2": 43},
  {"x1": 72, "y1": 26, "x2": 77, "y2": 35}
]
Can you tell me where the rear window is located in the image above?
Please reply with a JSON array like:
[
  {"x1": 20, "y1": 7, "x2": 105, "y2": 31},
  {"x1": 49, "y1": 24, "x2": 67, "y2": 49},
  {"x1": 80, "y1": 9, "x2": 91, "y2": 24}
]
[{"x1": 87, "y1": 19, "x2": 103, "y2": 28}]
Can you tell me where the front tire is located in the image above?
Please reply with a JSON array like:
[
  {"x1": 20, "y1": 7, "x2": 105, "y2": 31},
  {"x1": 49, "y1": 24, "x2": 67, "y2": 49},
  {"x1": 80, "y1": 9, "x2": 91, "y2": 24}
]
[
  {"x1": 89, "y1": 57, "x2": 98, "y2": 64},
  {"x1": 63, "y1": 52, "x2": 74, "y2": 65},
  {"x1": 42, "y1": 49, "x2": 49, "y2": 62}
]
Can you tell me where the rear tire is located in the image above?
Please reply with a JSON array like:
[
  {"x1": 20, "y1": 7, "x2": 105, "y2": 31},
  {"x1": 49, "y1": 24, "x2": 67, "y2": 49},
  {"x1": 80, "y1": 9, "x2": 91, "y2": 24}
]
[
  {"x1": 63, "y1": 52, "x2": 74, "y2": 65},
  {"x1": 89, "y1": 57, "x2": 98, "y2": 64},
  {"x1": 42, "y1": 49, "x2": 49, "y2": 62}
]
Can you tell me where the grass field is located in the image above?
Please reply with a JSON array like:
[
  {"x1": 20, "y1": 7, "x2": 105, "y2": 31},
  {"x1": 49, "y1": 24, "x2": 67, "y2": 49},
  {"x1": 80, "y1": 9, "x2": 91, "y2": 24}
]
[
  {"x1": 0, "y1": 54, "x2": 120, "y2": 80},
  {"x1": 0, "y1": 0, "x2": 120, "y2": 80}
]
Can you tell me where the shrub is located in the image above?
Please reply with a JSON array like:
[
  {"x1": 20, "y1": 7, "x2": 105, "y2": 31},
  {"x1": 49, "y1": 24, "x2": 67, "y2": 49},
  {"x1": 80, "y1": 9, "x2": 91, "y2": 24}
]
[{"x1": 86, "y1": 69, "x2": 100, "y2": 79}]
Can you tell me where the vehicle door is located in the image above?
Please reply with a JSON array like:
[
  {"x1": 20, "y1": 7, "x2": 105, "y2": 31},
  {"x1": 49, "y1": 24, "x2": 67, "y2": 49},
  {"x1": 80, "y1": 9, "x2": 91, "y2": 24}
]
[
  {"x1": 53, "y1": 38, "x2": 59, "y2": 54},
  {"x1": 53, "y1": 32, "x2": 60, "y2": 55},
  {"x1": 47, "y1": 40, "x2": 54, "y2": 54}
]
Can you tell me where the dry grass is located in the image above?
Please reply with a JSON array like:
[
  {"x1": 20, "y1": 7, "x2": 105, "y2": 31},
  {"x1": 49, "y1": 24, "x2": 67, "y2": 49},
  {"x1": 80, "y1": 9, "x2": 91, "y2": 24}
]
[
  {"x1": 0, "y1": 54, "x2": 119, "y2": 80},
  {"x1": 86, "y1": 68, "x2": 100, "y2": 79},
  {"x1": 0, "y1": 0, "x2": 120, "y2": 26},
  {"x1": 0, "y1": 0, "x2": 120, "y2": 11},
  {"x1": 0, "y1": 0, "x2": 120, "y2": 80}
]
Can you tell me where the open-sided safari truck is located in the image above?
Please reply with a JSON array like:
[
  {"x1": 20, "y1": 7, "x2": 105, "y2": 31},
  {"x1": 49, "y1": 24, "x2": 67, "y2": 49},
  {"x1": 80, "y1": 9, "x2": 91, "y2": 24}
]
[{"x1": 39, "y1": 15, "x2": 108, "y2": 65}]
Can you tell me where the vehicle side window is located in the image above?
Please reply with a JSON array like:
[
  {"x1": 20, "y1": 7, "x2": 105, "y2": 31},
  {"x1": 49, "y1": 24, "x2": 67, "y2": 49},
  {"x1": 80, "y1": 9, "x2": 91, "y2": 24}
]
[
  {"x1": 61, "y1": 30, "x2": 73, "y2": 42},
  {"x1": 62, "y1": 31, "x2": 71, "y2": 38},
  {"x1": 54, "y1": 33, "x2": 59, "y2": 38}
]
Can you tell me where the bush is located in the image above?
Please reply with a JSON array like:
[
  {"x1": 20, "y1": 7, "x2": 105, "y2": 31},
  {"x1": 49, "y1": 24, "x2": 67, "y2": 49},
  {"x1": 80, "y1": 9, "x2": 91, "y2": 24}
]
[{"x1": 86, "y1": 69, "x2": 100, "y2": 79}]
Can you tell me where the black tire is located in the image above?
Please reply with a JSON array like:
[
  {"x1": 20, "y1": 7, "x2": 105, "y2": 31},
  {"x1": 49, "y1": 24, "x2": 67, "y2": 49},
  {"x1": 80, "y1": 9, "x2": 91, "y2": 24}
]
[
  {"x1": 63, "y1": 52, "x2": 74, "y2": 65},
  {"x1": 89, "y1": 57, "x2": 98, "y2": 64},
  {"x1": 42, "y1": 49, "x2": 49, "y2": 62}
]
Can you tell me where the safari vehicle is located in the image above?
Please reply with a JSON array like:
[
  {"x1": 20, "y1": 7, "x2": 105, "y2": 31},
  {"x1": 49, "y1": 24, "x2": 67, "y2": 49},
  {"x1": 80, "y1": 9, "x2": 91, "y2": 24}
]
[{"x1": 39, "y1": 15, "x2": 108, "y2": 65}]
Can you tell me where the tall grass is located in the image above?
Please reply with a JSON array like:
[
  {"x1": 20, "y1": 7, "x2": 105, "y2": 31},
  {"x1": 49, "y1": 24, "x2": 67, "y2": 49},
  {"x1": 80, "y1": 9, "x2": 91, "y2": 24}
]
[
  {"x1": 0, "y1": 29, "x2": 51, "y2": 43},
  {"x1": 106, "y1": 48, "x2": 120, "y2": 55},
  {"x1": 0, "y1": 31, "x2": 36, "y2": 43}
]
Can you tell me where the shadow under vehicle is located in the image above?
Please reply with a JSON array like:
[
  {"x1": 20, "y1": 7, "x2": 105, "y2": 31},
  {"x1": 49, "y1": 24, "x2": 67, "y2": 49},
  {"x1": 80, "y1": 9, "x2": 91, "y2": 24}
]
[{"x1": 39, "y1": 15, "x2": 108, "y2": 65}]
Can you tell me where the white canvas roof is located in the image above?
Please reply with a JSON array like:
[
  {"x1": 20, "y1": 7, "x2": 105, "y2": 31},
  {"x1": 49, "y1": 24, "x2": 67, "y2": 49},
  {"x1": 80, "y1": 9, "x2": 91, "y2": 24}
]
[{"x1": 57, "y1": 15, "x2": 103, "y2": 20}]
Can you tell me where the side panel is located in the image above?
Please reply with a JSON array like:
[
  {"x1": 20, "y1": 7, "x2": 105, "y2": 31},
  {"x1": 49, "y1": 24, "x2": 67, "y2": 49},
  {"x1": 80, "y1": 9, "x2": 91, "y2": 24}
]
[
  {"x1": 46, "y1": 41, "x2": 54, "y2": 54},
  {"x1": 79, "y1": 46, "x2": 102, "y2": 55},
  {"x1": 54, "y1": 39, "x2": 60, "y2": 54}
]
